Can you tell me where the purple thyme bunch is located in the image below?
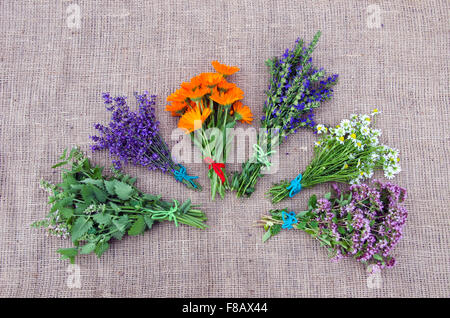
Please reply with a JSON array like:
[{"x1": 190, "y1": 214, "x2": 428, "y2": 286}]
[
  {"x1": 264, "y1": 181, "x2": 407, "y2": 269},
  {"x1": 90, "y1": 92, "x2": 200, "y2": 190},
  {"x1": 312, "y1": 181, "x2": 407, "y2": 268}
]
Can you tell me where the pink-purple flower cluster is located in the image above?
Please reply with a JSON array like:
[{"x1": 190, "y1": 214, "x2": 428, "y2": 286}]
[{"x1": 313, "y1": 181, "x2": 407, "y2": 269}]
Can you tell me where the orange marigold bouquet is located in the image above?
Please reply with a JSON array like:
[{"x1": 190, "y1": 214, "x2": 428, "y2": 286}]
[{"x1": 166, "y1": 61, "x2": 253, "y2": 200}]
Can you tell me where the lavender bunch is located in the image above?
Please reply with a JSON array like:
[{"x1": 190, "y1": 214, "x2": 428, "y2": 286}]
[
  {"x1": 231, "y1": 31, "x2": 338, "y2": 197},
  {"x1": 259, "y1": 182, "x2": 408, "y2": 270},
  {"x1": 91, "y1": 92, "x2": 201, "y2": 190}
]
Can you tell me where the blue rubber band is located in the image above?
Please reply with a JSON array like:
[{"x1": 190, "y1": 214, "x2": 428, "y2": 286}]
[
  {"x1": 287, "y1": 173, "x2": 302, "y2": 197},
  {"x1": 173, "y1": 164, "x2": 198, "y2": 188},
  {"x1": 281, "y1": 211, "x2": 298, "y2": 229}
]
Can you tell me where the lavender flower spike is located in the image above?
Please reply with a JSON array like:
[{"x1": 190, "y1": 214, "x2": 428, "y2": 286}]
[{"x1": 90, "y1": 92, "x2": 201, "y2": 190}]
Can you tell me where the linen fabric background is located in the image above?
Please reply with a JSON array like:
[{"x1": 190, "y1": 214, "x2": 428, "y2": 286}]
[{"x1": 0, "y1": 0, "x2": 448, "y2": 298}]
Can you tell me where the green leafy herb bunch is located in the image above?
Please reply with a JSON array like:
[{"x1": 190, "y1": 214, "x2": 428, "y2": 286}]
[{"x1": 32, "y1": 148, "x2": 207, "y2": 263}]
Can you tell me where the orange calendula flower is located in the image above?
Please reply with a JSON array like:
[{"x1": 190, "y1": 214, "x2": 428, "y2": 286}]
[
  {"x1": 232, "y1": 101, "x2": 253, "y2": 124},
  {"x1": 180, "y1": 81, "x2": 197, "y2": 91},
  {"x1": 217, "y1": 79, "x2": 237, "y2": 91},
  {"x1": 178, "y1": 106, "x2": 212, "y2": 133},
  {"x1": 211, "y1": 61, "x2": 240, "y2": 76},
  {"x1": 165, "y1": 101, "x2": 188, "y2": 113},
  {"x1": 184, "y1": 86, "x2": 210, "y2": 100},
  {"x1": 199, "y1": 72, "x2": 223, "y2": 87},
  {"x1": 167, "y1": 88, "x2": 188, "y2": 103},
  {"x1": 210, "y1": 86, "x2": 243, "y2": 105}
]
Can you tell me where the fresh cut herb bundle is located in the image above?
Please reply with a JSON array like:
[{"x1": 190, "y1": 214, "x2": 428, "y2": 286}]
[
  {"x1": 165, "y1": 61, "x2": 254, "y2": 200},
  {"x1": 231, "y1": 31, "x2": 338, "y2": 197},
  {"x1": 259, "y1": 182, "x2": 408, "y2": 270},
  {"x1": 268, "y1": 111, "x2": 401, "y2": 203},
  {"x1": 91, "y1": 92, "x2": 201, "y2": 190},
  {"x1": 32, "y1": 148, "x2": 207, "y2": 263}
]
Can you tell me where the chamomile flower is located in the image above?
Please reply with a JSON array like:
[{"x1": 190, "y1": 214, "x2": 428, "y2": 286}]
[
  {"x1": 342, "y1": 162, "x2": 349, "y2": 169},
  {"x1": 316, "y1": 124, "x2": 327, "y2": 134},
  {"x1": 354, "y1": 140, "x2": 364, "y2": 151},
  {"x1": 370, "y1": 153, "x2": 380, "y2": 162},
  {"x1": 340, "y1": 119, "x2": 353, "y2": 131},
  {"x1": 388, "y1": 164, "x2": 401, "y2": 175},
  {"x1": 336, "y1": 136, "x2": 345, "y2": 144},
  {"x1": 384, "y1": 169, "x2": 395, "y2": 179},
  {"x1": 360, "y1": 115, "x2": 371, "y2": 125},
  {"x1": 315, "y1": 140, "x2": 322, "y2": 147},
  {"x1": 371, "y1": 129, "x2": 381, "y2": 137},
  {"x1": 371, "y1": 108, "x2": 380, "y2": 116},
  {"x1": 369, "y1": 136, "x2": 379, "y2": 146},
  {"x1": 335, "y1": 127, "x2": 346, "y2": 137},
  {"x1": 360, "y1": 126, "x2": 371, "y2": 136},
  {"x1": 348, "y1": 132, "x2": 357, "y2": 141}
]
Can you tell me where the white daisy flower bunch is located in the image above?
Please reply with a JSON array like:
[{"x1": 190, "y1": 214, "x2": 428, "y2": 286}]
[{"x1": 269, "y1": 111, "x2": 402, "y2": 203}]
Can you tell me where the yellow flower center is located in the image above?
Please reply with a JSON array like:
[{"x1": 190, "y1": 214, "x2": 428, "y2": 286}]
[
  {"x1": 339, "y1": 136, "x2": 344, "y2": 141},
  {"x1": 350, "y1": 133, "x2": 356, "y2": 139},
  {"x1": 357, "y1": 142, "x2": 362, "y2": 147}
]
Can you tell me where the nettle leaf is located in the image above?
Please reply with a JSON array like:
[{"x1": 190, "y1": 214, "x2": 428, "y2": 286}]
[
  {"x1": 114, "y1": 181, "x2": 134, "y2": 200},
  {"x1": 144, "y1": 215, "x2": 154, "y2": 229},
  {"x1": 80, "y1": 185, "x2": 95, "y2": 204},
  {"x1": 112, "y1": 215, "x2": 129, "y2": 232},
  {"x1": 109, "y1": 202, "x2": 121, "y2": 213},
  {"x1": 104, "y1": 180, "x2": 117, "y2": 195},
  {"x1": 59, "y1": 207, "x2": 74, "y2": 219},
  {"x1": 75, "y1": 202, "x2": 88, "y2": 214},
  {"x1": 111, "y1": 231, "x2": 124, "y2": 240},
  {"x1": 80, "y1": 242, "x2": 96, "y2": 255},
  {"x1": 57, "y1": 247, "x2": 78, "y2": 264},
  {"x1": 91, "y1": 185, "x2": 107, "y2": 203},
  {"x1": 128, "y1": 216, "x2": 146, "y2": 236},
  {"x1": 94, "y1": 241, "x2": 109, "y2": 258},
  {"x1": 71, "y1": 217, "x2": 93, "y2": 243},
  {"x1": 93, "y1": 213, "x2": 111, "y2": 226},
  {"x1": 143, "y1": 194, "x2": 161, "y2": 202},
  {"x1": 81, "y1": 178, "x2": 105, "y2": 189}
]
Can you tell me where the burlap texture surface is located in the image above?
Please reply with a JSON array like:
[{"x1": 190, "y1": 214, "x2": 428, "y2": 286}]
[{"x1": 0, "y1": 0, "x2": 449, "y2": 297}]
